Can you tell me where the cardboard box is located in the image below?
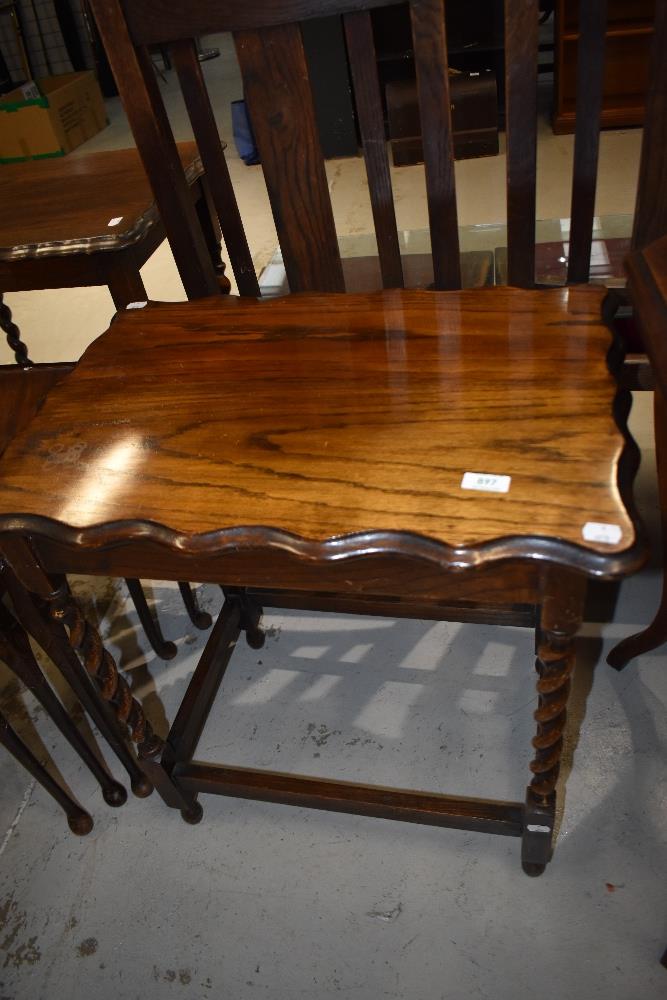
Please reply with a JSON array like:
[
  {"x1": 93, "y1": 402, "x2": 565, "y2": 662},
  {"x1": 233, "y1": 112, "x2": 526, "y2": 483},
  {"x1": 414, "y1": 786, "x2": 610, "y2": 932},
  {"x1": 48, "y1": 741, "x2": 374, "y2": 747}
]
[{"x1": 0, "y1": 72, "x2": 107, "y2": 163}]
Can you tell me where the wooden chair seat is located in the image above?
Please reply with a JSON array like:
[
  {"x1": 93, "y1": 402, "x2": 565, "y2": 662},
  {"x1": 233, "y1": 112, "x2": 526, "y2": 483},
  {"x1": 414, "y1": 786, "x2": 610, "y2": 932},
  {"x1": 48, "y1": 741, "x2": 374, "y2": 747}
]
[{"x1": 0, "y1": 286, "x2": 645, "y2": 874}]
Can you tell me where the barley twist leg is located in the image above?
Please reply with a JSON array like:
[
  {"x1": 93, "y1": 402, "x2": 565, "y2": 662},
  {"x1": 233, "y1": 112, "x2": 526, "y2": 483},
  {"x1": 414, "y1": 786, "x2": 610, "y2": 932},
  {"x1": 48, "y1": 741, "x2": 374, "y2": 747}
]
[
  {"x1": 0, "y1": 292, "x2": 33, "y2": 367},
  {"x1": 522, "y1": 570, "x2": 585, "y2": 876},
  {"x1": 46, "y1": 579, "x2": 202, "y2": 818}
]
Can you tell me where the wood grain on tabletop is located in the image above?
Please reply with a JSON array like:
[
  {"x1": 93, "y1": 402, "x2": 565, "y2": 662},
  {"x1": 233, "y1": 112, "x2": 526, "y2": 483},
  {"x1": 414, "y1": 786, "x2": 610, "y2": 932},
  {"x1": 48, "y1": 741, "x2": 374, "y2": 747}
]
[
  {"x1": 0, "y1": 286, "x2": 635, "y2": 557},
  {"x1": 0, "y1": 142, "x2": 201, "y2": 253}
]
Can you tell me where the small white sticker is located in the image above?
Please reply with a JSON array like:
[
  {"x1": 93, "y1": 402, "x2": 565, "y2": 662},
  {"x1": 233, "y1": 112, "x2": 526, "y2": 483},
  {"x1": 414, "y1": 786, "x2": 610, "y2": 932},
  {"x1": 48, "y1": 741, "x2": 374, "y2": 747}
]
[
  {"x1": 107, "y1": 216, "x2": 123, "y2": 227},
  {"x1": 461, "y1": 472, "x2": 511, "y2": 494},
  {"x1": 126, "y1": 300, "x2": 147, "y2": 310},
  {"x1": 526, "y1": 824, "x2": 551, "y2": 834},
  {"x1": 582, "y1": 521, "x2": 622, "y2": 544}
]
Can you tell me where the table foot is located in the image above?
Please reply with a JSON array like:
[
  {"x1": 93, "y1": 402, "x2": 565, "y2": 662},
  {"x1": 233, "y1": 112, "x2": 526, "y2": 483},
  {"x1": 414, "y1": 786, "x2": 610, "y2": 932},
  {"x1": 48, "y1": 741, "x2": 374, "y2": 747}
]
[
  {"x1": 521, "y1": 861, "x2": 546, "y2": 877},
  {"x1": 68, "y1": 811, "x2": 94, "y2": 836},
  {"x1": 102, "y1": 782, "x2": 128, "y2": 807},
  {"x1": 178, "y1": 582, "x2": 213, "y2": 630},
  {"x1": 131, "y1": 775, "x2": 154, "y2": 798},
  {"x1": 181, "y1": 801, "x2": 204, "y2": 824}
]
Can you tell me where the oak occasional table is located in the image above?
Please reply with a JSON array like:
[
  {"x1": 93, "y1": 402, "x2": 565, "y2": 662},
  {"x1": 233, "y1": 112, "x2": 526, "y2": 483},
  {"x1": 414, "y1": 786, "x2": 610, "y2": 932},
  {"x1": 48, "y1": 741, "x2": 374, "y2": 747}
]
[
  {"x1": 0, "y1": 141, "x2": 224, "y2": 364},
  {"x1": 0, "y1": 285, "x2": 645, "y2": 874}
]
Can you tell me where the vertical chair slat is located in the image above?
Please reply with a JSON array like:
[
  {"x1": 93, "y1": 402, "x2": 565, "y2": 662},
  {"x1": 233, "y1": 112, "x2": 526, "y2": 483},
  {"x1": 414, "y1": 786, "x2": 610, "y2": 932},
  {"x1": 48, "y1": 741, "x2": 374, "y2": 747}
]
[
  {"x1": 632, "y1": 0, "x2": 667, "y2": 251},
  {"x1": 505, "y1": 0, "x2": 539, "y2": 288},
  {"x1": 343, "y1": 11, "x2": 403, "y2": 289},
  {"x1": 170, "y1": 39, "x2": 261, "y2": 297},
  {"x1": 234, "y1": 24, "x2": 345, "y2": 293},
  {"x1": 410, "y1": 0, "x2": 461, "y2": 290},
  {"x1": 567, "y1": 0, "x2": 607, "y2": 284},
  {"x1": 88, "y1": 0, "x2": 219, "y2": 300}
]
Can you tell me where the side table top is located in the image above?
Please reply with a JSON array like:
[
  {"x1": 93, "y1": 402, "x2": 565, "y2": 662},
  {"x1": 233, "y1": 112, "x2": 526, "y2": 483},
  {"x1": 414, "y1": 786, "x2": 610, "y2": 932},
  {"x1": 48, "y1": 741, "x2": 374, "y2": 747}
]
[
  {"x1": 0, "y1": 141, "x2": 203, "y2": 259},
  {"x1": 0, "y1": 286, "x2": 645, "y2": 579}
]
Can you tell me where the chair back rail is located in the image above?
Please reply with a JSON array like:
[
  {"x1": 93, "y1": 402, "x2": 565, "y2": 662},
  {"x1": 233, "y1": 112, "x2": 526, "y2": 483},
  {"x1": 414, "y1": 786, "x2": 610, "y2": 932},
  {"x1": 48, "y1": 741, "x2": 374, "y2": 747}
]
[
  {"x1": 410, "y1": 0, "x2": 460, "y2": 289},
  {"x1": 343, "y1": 11, "x2": 403, "y2": 289},
  {"x1": 234, "y1": 23, "x2": 345, "y2": 292},
  {"x1": 567, "y1": 0, "x2": 607, "y2": 284},
  {"x1": 88, "y1": 0, "x2": 654, "y2": 296},
  {"x1": 504, "y1": 0, "x2": 538, "y2": 288},
  {"x1": 90, "y1": 1, "x2": 220, "y2": 299},
  {"x1": 170, "y1": 39, "x2": 261, "y2": 297}
]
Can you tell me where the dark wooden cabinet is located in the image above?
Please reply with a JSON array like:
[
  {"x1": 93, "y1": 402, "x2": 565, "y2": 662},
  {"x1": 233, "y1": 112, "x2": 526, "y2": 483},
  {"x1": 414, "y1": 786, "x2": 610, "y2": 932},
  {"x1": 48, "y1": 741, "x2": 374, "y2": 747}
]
[{"x1": 553, "y1": 0, "x2": 656, "y2": 134}]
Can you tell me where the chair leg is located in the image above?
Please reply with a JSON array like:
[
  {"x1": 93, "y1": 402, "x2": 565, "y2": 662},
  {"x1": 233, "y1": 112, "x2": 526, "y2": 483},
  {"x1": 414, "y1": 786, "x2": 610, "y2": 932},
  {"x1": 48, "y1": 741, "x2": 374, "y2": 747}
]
[
  {"x1": 125, "y1": 578, "x2": 178, "y2": 659},
  {"x1": 522, "y1": 571, "x2": 585, "y2": 876},
  {"x1": 0, "y1": 710, "x2": 93, "y2": 835},
  {"x1": 607, "y1": 390, "x2": 667, "y2": 669},
  {"x1": 178, "y1": 582, "x2": 213, "y2": 630},
  {"x1": 0, "y1": 605, "x2": 127, "y2": 807},
  {"x1": 2, "y1": 566, "x2": 153, "y2": 799}
]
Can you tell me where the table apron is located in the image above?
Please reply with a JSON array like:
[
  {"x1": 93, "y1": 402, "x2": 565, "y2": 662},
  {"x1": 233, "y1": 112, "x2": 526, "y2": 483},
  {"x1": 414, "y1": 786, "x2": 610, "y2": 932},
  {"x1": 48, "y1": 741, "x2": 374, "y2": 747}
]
[{"x1": 29, "y1": 536, "x2": 544, "y2": 605}]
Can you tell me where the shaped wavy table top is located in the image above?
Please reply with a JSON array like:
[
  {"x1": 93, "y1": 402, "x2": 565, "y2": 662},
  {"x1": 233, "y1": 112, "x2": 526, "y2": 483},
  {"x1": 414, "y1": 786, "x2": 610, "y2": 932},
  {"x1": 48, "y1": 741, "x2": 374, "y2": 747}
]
[
  {"x1": 0, "y1": 286, "x2": 644, "y2": 577},
  {"x1": 0, "y1": 142, "x2": 202, "y2": 259}
]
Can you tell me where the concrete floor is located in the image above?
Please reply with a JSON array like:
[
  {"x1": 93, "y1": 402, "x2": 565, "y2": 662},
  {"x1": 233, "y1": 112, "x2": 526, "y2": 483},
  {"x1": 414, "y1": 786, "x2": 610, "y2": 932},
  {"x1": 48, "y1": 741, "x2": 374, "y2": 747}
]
[{"x1": 1, "y1": 32, "x2": 666, "y2": 1000}]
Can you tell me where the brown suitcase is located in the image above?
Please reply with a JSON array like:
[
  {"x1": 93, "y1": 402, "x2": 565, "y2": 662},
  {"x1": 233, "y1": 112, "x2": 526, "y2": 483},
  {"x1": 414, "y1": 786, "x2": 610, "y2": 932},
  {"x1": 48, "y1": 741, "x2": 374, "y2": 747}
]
[{"x1": 386, "y1": 70, "x2": 499, "y2": 166}]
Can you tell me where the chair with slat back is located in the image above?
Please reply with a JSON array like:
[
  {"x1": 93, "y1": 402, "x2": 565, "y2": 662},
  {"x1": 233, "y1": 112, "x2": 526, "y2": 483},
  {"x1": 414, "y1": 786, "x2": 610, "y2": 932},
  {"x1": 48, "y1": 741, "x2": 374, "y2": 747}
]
[
  {"x1": 84, "y1": 0, "x2": 554, "y2": 296},
  {"x1": 85, "y1": 0, "x2": 642, "y2": 297},
  {"x1": 0, "y1": 0, "x2": 655, "y2": 875}
]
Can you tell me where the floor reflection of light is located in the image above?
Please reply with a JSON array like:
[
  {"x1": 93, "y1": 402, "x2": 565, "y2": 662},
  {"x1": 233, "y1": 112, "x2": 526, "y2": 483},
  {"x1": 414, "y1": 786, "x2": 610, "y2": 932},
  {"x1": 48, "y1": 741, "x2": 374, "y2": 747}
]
[
  {"x1": 291, "y1": 645, "x2": 330, "y2": 660},
  {"x1": 57, "y1": 436, "x2": 144, "y2": 523},
  {"x1": 354, "y1": 681, "x2": 424, "y2": 738},
  {"x1": 472, "y1": 641, "x2": 516, "y2": 677},
  {"x1": 398, "y1": 622, "x2": 462, "y2": 671},
  {"x1": 339, "y1": 643, "x2": 374, "y2": 664},
  {"x1": 233, "y1": 668, "x2": 300, "y2": 705},
  {"x1": 298, "y1": 675, "x2": 342, "y2": 702},
  {"x1": 458, "y1": 689, "x2": 501, "y2": 714}
]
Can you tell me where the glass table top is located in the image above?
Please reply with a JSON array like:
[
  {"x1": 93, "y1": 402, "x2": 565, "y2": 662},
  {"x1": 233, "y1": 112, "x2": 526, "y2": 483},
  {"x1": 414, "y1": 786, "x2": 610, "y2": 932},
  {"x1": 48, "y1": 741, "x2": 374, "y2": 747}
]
[{"x1": 259, "y1": 214, "x2": 633, "y2": 296}]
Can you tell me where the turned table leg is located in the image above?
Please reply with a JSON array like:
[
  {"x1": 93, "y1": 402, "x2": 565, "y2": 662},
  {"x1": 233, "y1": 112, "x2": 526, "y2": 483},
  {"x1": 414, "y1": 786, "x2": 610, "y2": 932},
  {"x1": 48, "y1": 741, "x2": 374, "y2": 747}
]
[
  {"x1": 0, "y1": 710, "x2": 93, "y2": 835},
  {"x1": 125, "y1": 578, "x2": 178, "y2": 660},
  {"x1": 195, "y1": 177, "x2": 231, "y2": 294},
  {"x1": 222, "y1": 587, "x2": 265, "y2": 649},
  {"x1": 0, "y1": 291, "x2": 33, "y2": 367},
  {"x1": 608, "y1": 390, "x2": 667, "y2": 669},
  {"x1": 2, "y1": 563, "x2": 153, "y2": 798},
  {"x1": 0, "y1": 602, "x2": 127, "y2": 807},
  {"x1": 522, "y1": 569, "x2": 587, "y2": 876},
  {"x1": 45, "y1": 577, "x2": 201, "y2": 816},
  {"x1": 178, "y1": 582, "x2": 213, "y2": 630}
]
